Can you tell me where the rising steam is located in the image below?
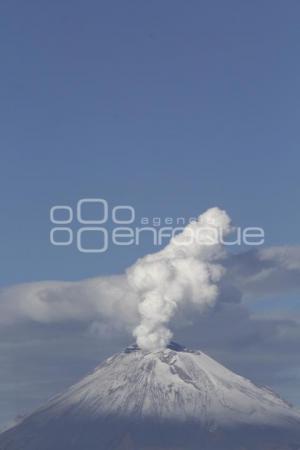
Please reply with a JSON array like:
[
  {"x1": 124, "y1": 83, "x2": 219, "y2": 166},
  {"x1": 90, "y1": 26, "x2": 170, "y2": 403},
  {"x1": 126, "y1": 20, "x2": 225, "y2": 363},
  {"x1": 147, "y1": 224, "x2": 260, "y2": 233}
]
[{"x1": 127, "y1": 207, "x2": 232, "y2": 351}]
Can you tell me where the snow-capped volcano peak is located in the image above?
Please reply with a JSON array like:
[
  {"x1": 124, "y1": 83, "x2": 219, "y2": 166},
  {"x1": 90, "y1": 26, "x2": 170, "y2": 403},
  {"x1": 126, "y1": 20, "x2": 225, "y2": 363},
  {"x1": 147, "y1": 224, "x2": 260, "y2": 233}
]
[
  {"x1": 1, "y1": 342, "x2": 300, "y2": 450},
  {"x1": 31, "y1": 342, "x2": 299, "y2": 427}
]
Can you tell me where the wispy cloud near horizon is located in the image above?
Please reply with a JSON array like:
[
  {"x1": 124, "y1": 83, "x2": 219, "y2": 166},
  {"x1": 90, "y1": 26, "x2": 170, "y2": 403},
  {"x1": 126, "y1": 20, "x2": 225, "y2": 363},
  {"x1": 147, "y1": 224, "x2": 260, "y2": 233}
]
[{"x1": 1, "y1": 244, "x2": 300, "y2": 330}]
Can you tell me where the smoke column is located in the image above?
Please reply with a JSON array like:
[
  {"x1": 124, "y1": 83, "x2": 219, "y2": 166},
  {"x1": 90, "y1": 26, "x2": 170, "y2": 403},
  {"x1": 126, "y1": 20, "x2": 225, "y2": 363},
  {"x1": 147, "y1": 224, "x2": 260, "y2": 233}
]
[{"x1": 127, "y1": 207, "x2": 232, "y2": 351}]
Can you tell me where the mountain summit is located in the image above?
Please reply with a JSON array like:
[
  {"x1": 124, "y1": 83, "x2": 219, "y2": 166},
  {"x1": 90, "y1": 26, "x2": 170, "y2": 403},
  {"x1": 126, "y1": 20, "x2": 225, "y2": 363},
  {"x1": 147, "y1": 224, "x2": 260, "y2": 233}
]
[{"x1": 1, "y1": 342, "x2": 300, "y2": 450}]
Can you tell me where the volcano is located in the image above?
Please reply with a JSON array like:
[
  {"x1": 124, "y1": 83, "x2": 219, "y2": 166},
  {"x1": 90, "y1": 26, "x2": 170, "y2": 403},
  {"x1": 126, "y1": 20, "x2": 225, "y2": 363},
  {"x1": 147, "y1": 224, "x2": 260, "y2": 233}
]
[{"x1": 0, "y1": 342, "x2": 300, "y2": 450}]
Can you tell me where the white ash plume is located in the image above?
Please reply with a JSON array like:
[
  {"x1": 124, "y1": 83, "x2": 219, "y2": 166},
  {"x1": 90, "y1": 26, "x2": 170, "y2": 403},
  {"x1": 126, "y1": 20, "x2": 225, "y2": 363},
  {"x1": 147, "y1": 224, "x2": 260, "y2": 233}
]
[{"x1": 127, "y1": 207, "x2": 232, "y2": 351}]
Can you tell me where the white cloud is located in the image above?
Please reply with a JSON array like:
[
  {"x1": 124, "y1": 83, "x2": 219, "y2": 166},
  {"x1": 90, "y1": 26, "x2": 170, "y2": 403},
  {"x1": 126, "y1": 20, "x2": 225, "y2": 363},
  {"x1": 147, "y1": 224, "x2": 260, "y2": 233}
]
[
  {"x1": 0, "y1": 276, "x2": 139, "y2": 330},
  {"x1": 227, "y1": 246, "x2": 300, "y2": 298}
]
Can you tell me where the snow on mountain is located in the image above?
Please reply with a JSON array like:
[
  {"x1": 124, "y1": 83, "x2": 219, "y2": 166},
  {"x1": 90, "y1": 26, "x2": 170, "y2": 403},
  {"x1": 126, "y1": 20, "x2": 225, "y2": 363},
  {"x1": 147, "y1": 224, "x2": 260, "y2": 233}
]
[{"x1": 1, "y1": 342, "x2": 300, "y2": 450}]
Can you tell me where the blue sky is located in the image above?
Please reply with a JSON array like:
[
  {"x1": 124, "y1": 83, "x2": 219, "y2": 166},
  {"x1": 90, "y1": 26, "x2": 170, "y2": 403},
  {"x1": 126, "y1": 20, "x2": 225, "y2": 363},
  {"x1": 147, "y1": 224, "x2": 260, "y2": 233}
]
[
  {"x1": 1, "y1": 0, "x2": 300, "y2": 284},
  {"x1": 1, "y1": 0, "x2": 300, "y2": 428}
]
